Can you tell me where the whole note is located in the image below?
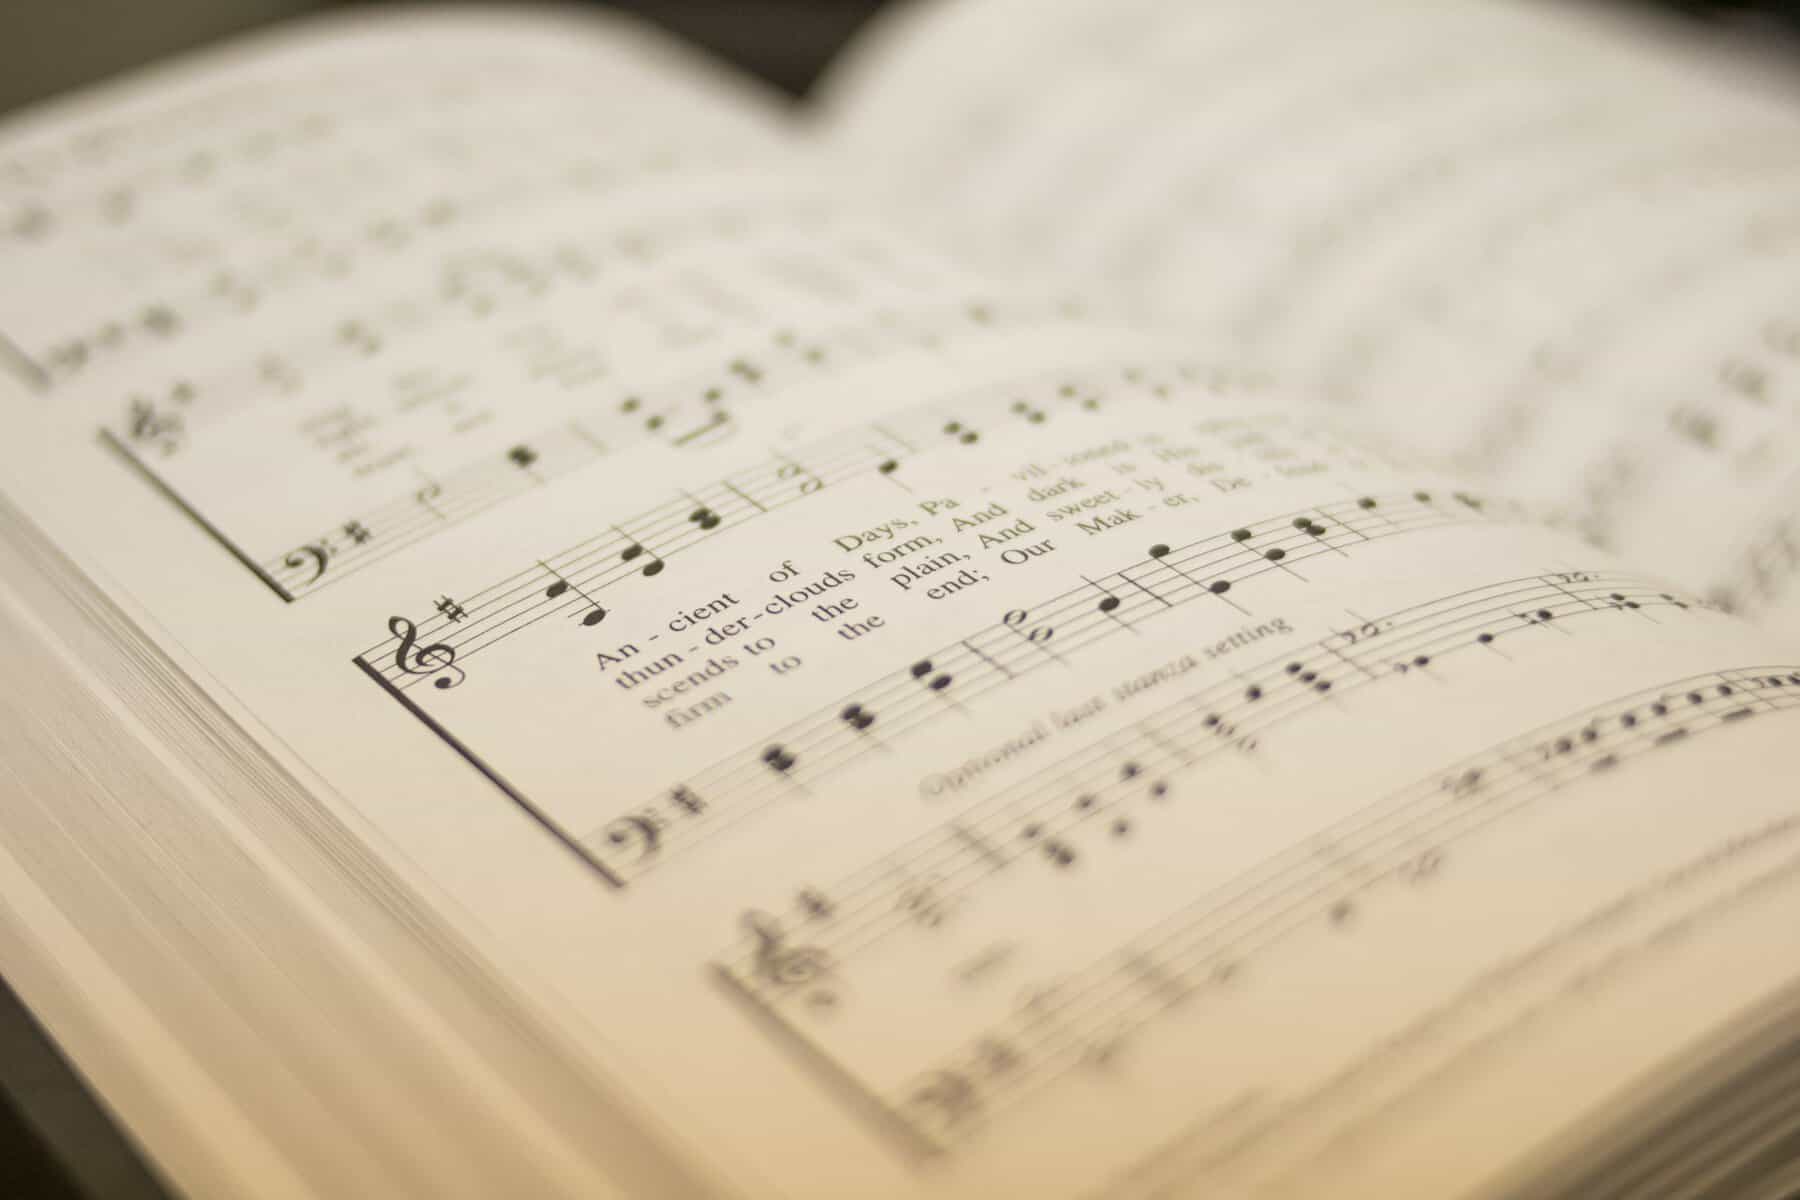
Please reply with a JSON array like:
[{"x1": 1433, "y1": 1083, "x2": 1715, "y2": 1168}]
[
  {"x1": 776, "y1": 461, "x2": 823, "y2": 494},
  {"x1": 797, "y1": 888, "x2": 835, "y2": 920},
  {"x1": 388, "y1": 615, "x2": 465, "y2": 689}
]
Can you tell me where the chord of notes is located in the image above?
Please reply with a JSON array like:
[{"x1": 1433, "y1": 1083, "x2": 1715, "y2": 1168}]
[
  {"x1": 580, "y1": 489, "x2": 1508, "y2": 886},
  {"x1": 717, "y1": 664, "x2": 1800, "y2": 1154}
]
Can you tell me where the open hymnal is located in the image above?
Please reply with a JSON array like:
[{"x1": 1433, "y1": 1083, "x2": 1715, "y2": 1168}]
[{"x1": 4, "y1": 1, "x2": 1800, "y2": 1195}]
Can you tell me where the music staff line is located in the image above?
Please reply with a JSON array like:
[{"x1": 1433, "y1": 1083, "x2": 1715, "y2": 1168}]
[
  {"x1": 887, "y1": 668, "x2": 1800, "y2": 1145},
  {"x1": 274, "y1": 296, "x2": 1096, "y2": 598},
  {"x1": 357, "y1": 361, "x2": 1243, "y2": 670},
  {"x1": 105, "y1": 171, "x2": 834, "y2": 420},
  {"x1": 4, "y1": 51, "x2": 633, "y2": 220},
  {"x1": 585, "y1": 491, "x2": 1507, "y2": 886},
  {"x1": 103, "y1": 187, "x2": 844, "y2": 457},
  {"x1": 359, "y1": 404, "x2": 1052, "y2": 664},
  {"x1": 729, "y1": 665, "x2": 1800, "y2": 1153},
  {"x1": 720, "y1": 572, "x2": 1696, "y2": 983},
  {"x1": 24, "y1": 87, "x2": 785, "y2": 378}
]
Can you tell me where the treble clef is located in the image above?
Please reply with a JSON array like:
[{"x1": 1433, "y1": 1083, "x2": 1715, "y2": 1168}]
[
  {"x1": 742, "y1": 910, "x2": 836, "y2": 1009},
  {"x1": 388, "y1": 615, "x2": 465, "y2": 689}
]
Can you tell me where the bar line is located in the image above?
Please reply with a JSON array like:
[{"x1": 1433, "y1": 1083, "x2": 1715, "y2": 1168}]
[{"x1": 353, "y1": 655, "x2": 625, "y2": 888}]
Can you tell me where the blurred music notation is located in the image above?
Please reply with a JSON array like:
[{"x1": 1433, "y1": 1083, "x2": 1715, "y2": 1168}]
[
  {"x1": 98, "y1": 178, "x2": 839, "y2": 430},
  {"x1": 716, "y1": 664, "x2": 1800, "y2": 1157},
  {"x1": 107, "y1": 298, "x2": 1122, "y2": 603},
  {"x1": 6, "y1": 27, "x2": 785, "y2": 386},
  {"x1": 31, "y1": 149, "x2": 788, "y2": 388},
  {"x1": 576, "y1": 489, "x2": 1511, "y2": 887}
]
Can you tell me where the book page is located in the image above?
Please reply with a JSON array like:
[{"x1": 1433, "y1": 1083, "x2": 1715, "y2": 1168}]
[
  {"x1": 821, "y1": 0, "x2": 1800, "y2": 641},
  {"x1": 4, "y1": 7, "x2": 1800, "y2": 1200}
]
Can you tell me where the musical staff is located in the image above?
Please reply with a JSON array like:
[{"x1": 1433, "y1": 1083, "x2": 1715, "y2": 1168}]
[
  {"x1": 104, "y1": 178, "x2": 833, "y2": 425},
  {"x1": 578, "y1": 489, "x2": 1508, "y2": 886},
  {"x1": 131, "y1": 296, "x2": 1128, "y2": 601},
  {"x1": 720, "y1": 571, "x2": 1698, "y2": 985},
  {"x1": 353, "y1": 364, "x2": 1278, "y2": 674},
  {"x1": 21, "y1": 51, "x2": 786, "y2": 386},
  {"x1": 719, "y1": 662, "x2": 1800, "y2": 1153}
]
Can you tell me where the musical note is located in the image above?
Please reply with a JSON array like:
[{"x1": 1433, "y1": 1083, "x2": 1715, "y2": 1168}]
[
  {"x1": 1040, "y1": 835, "x2": 1078, "y2": 869},
  {"x1": 761, "y1": 745, "x2": 797, "y2": 773},
  {"x1": 973, "y1": 1037, "x2": 1023, "y2": 1076},
  {"x1": 1399, "y1": 850, "x2": 1445, "y2": 883},
  {"x1": 616, "y1": 533, "x2": 666, "y2": 577},
  {"x1": 140, "y1": 303, "x2": 180, "y2": 337},
  {"x1": 1282, "y1": 660, "x2": 1334, "y2": 693},
  {"x1": 840, "y1": 703, "x2": 876, "y2": 731},
  {"x1": 1443, "y1": 767, "x2": 1484, "y2": 797},
  {"x1": 540, "y1": 564, "x2": 606, "y2": 626},
  {"x1": 775, "y1": 458, "x2": 824, "y2": 494},
  {"x1": 896, "y1": 878, "x2": 955, "y2": 928},
  {"x1": 1001, "y1": 608, "x2": 1056, "y2": 647},
  {"x1": 387, "y1": 615, "x2": 464, "y2": 689}
]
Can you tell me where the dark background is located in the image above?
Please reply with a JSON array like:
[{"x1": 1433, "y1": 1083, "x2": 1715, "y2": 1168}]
[
  {"x1": 0, "y1": 0, "x2": 1797, "y2": 1196},
  {"x1": 4, "y1": 0, "x2": 1800, "y2": 112}
]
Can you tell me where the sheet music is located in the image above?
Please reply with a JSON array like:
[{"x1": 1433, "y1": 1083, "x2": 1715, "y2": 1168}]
[
  {"x1": 3, "y1": 7, "x2": 1800, "y2": 1199},
  {"x1": 822, "y1": 0, "x2": 1800, "y2": 642}
]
